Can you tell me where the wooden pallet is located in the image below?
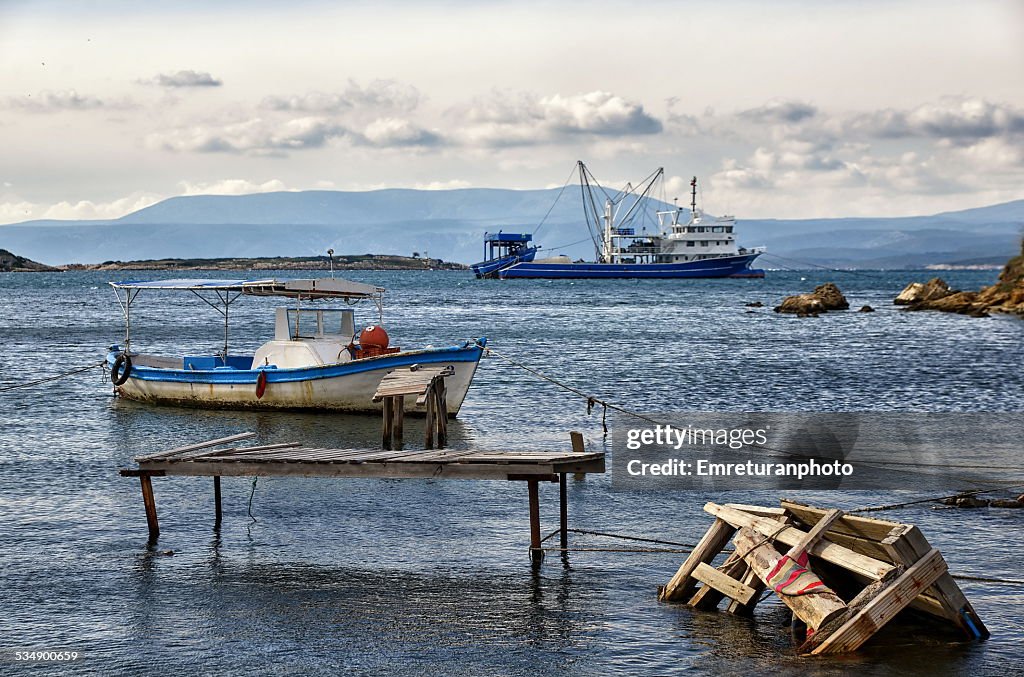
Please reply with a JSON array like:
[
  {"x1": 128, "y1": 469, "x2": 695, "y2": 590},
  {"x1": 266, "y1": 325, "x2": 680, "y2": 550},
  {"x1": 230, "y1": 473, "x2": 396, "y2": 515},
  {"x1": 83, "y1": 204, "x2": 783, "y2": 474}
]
[{"x1": 658, "y1": 500, "x2": 988, "y2": 655}]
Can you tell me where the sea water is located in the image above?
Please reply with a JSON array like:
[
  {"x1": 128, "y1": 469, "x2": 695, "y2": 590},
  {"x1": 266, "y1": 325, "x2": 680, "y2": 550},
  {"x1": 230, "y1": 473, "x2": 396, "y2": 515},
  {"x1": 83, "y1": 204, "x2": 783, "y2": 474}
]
[{"x1": 0, "y1": 269, "x2": 1021, "y2": 675}]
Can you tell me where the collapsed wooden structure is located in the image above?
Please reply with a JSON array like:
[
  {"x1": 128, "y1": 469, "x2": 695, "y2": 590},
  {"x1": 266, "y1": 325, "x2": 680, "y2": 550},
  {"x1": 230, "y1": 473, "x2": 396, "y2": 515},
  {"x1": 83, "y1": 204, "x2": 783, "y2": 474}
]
[{"x1": 659, "y1": 500, "x2": 988, "y2": 655}]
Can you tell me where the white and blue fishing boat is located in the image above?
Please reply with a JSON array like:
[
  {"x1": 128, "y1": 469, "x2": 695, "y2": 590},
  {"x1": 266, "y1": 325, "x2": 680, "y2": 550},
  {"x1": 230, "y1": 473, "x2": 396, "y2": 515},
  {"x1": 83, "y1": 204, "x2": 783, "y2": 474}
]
[
  {"x1": 105, "y1": 277, "x2": 485, "y2": 415},
  {"x1": 473, "y1": 162, "x2": 765, "y2": 279}
]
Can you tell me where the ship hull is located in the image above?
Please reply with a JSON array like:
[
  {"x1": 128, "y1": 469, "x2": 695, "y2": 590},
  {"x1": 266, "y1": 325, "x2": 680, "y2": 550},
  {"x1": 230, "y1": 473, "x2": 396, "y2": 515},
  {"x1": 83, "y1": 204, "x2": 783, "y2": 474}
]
[
  {"x1": 106, "y1": 341, "x2": 484, "y2": 416},
  {"x1": 497, "y1": 253, "x2": 764, "y2": 279}
]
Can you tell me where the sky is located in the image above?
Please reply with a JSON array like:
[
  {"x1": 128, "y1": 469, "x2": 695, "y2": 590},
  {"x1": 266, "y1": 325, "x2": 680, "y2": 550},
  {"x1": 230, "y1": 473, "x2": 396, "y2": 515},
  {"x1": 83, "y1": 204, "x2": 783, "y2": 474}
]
[{"x1": 1, "y1": 0, "x2": 1022, "y2": 224}]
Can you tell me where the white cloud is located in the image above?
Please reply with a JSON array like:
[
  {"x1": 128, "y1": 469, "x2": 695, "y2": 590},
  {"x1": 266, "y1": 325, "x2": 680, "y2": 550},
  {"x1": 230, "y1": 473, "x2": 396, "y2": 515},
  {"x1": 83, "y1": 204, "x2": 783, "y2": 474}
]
[
  {"x1": 143, "y1": 70, "x2": 222, "y2": 88},
  {"x1": 147, "y1": 116, "x2": 348, "y2": 155},
  {"x1": 178, "y1": 179, "x2": 290, "y2": 195},
  {"x1": 4, "y1": 89, "x2": 134, "y2": 112},
  {"x1": 455, "y1": 90, "x2": 662, "y2": 147},
  {"x1": 412, "y1": 179, "x2": 471, "y2": 190},
  {"x1": 738, "y1": 100, "x2": 818, "y2": 124},
  {"x1": 261, "y1": 80, "x2": 421, "y2": 113},
  {"x1": 0, "y1": 192, "x2": 161, "y2": 223},
  {"x1": 846, "y1": 97, "x2": 1024, "y2": 142},
  {"x1": 360, "y1": 118, "x2": 442, "y2": 147}
]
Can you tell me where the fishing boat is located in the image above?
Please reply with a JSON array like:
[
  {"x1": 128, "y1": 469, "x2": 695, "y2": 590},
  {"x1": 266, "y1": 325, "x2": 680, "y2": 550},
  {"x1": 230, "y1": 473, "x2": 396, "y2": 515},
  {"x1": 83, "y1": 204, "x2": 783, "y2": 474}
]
[
  {"x1": 472, "y1": 162, "x2": 765, "y2": 279},
  {"x1": 104, "y1": 277, "x2": 485, "y2": 415}
]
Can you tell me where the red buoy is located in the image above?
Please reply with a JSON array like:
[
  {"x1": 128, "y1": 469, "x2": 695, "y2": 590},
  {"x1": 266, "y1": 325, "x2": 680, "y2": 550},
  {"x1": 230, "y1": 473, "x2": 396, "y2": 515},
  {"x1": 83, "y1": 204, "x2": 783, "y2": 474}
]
[{"x1": 360, "y1": 325, "x2": 389, "y2": 350}]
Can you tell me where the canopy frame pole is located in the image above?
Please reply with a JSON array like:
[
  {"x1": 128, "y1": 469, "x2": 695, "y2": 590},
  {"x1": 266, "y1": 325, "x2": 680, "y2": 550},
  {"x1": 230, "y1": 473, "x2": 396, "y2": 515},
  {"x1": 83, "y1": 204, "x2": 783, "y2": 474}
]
[
  {"x1": 189, "y1": 290, "x2": 242, "y2": 358},
  {"x1": 112, "y1": 287, "x2": 141, "y2": 353}
]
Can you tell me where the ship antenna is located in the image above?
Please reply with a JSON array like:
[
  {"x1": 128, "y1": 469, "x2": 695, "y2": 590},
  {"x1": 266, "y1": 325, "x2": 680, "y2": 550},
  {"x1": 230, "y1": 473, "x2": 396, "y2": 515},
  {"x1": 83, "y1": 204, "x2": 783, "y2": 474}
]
[{"x1": 690, "y1": 176, "x2": 697, "y2": 215}]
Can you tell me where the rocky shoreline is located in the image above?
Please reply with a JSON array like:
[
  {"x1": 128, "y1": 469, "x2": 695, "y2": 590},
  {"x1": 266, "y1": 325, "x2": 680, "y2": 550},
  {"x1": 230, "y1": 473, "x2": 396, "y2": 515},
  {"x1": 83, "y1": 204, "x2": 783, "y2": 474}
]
[
  {"x1": 894, "y1": 239, "x2": 1024, "y2": 317},
  {"x1": 0, "y1": 248, "x2": 58, "y2": 272}
]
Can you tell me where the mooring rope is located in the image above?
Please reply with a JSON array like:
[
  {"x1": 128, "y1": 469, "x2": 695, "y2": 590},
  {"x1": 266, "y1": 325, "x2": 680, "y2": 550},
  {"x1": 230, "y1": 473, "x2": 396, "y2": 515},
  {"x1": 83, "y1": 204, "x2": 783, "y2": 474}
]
[
  {"x1": 0, "y1": 360, "x2": 107, "y2": 392},
  {"x1": 247, "y1": 477, "x2": 258, "y2": 523},
  {"x1": 479, "y1": 343, "x2": 660, "y2": 431},
  {"x1": 848, "y1": 484, "x2": 1024, "y2": 514}
]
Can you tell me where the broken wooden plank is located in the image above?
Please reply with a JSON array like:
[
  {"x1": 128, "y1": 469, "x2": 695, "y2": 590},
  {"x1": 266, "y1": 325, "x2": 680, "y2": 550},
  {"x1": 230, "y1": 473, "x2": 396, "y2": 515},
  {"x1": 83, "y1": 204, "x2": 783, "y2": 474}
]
[
  {"x1": 811, "y1": 548, "x2": 948, "y2": 654},
  {"x1": 136, "y1": 432, "x2": 258, "y2": 461},
  {"x1": 660, "y1": 517, "x2": 736, "y2": 602},
  {"x1": 691, "y1": 562, "x2": 757, "y2": 606}
]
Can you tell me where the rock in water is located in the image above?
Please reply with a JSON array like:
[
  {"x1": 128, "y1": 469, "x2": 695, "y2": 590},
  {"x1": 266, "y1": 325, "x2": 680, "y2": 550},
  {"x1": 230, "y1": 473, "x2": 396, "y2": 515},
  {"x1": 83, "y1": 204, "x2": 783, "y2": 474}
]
[
  {"x1": 774, "y1": 283, "x2": 849, "y2": 315},
  {"x1": 859, "y1": 305, "x2": 875, "y2": 312},
  {"x1": 894, "y1": 278, "x2": 953, "y2": 305},
  {"x1": 895, "y1": 240, "x2": 1024, "y2": 317},
  {"x1": 745, "y1": 301, "x2": 764, "y2": 307}
]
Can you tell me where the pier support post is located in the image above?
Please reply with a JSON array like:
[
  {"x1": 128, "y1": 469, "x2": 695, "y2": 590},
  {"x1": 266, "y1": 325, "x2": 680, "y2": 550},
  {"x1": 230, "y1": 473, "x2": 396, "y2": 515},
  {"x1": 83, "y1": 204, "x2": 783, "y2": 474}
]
[
  {"x1": 213, "y1": 476, "x2": 222, "y2": 524},
  {"x1": 393, "y1": 395, "x2": 404, "y2": 450},
  {"x1": 528, "y1": 479, "x2": 544, "y2": 564},
  {"x1": 382, "y1": 397, "x2": 394, "y2": 450},
  {"x1": 559, "y1": 473, "x2": 568, "y2": 551},
  {"x1": 140, "y1": 474, "x2": 159, "y2": 540}
]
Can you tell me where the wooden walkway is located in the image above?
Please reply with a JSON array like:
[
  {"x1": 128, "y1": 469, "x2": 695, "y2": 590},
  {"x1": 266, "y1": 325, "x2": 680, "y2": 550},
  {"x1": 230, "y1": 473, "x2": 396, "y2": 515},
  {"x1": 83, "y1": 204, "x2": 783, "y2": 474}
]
[{"x1": 121, "y1": 431, "x2": 605, "y2": 563}]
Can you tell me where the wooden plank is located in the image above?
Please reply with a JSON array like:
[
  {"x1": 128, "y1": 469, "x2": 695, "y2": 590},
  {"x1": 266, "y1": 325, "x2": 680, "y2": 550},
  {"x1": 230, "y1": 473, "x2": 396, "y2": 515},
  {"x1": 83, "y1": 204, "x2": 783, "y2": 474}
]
[
  {"x1": 781, "y1": 499, "x2": 907, "y2": 542},
  {"x1": 811, "y1": 548, "x2": 948, "y2": 654},
  {"x1": 137, "y1": 457, "x2": 606, "y2": 480},
  {"x1": 785, "y1": 508, "x2": 844, "y2": 557},
  {"x1": 706, "y1": 503, "x2": 896, "y2": 582},
  {"x1": 570, "y1": 431, "x2": 585, "y2": 453},
  {"x1": 424, "y1": 385, "x2": 435, "y2": 449},
  {"x1": 691, "y1": 561, "x2": 757, "y2": 606},
  {"x1": 688, "y1": 552, "x2": 743, "y2": 609},
  {"x1": 659, "y1": 518, "x2": 736, "y2": 602},
  {"x1": 724, "y1": 503, "x2": 787, "y2": 518},
  {"x1": 727, "y1": 566, "x2": 765, "y2": 615},
  {"x1": 199, "y1": 442, "x2": 303, "y2": 458},
  {"x1": 733, "y1": 527, "x2": 848, "y2": 631},
  {"x1": 136, "y1": 432, "x2": 257, "y2": 460}
]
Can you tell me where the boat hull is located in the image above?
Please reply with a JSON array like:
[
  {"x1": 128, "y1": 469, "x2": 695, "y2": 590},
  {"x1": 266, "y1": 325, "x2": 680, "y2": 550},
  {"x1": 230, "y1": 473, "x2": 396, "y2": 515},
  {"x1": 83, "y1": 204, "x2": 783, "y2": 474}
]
[
  {"x1": 107, "y1": 341, "x2": 485, "y2": 416},
  {"x1": 496, "y1": 253, "x2": 765, "y2": 279},
  {"x1": 471, "y1": 246, "x2": 540, "y2": 278}
]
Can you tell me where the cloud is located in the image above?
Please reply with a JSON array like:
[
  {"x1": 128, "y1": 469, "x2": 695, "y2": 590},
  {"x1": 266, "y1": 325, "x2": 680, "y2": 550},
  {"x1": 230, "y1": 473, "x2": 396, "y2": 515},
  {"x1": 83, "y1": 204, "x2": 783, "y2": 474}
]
[
  {"x1": 738, "y1": 100, "x2": 818, "y2": 124},
  {"x1": 846, "y1": 98, "x2": 1024, "y2": 141},
  {"x1": 412, "y1": 179, "x2": 471, "y2": 190},
  {"x1": 143, "y1": 70, "x2": 222, "y2": 88},
  {"x1": 359, "y1": 118, "x2": 442, "y2": 147},
  {"x1": 456, "y1": 90, "x2": 662, "y2": 147},
  {"x1": 4, "y1": 89, "x2": 134, "y2": 112},
  {"x1": 261, "y1": 79, "x2": 421, "y2": 113},
  {"x1": 147, "y1": 116, "x2": 348, "y2": 155},
  {"x1": 178, "y1": 179, "x2": 290, "y2": 195},
  {"x1": 0, "y1": 192, "x2": 161, "y2": 223}
]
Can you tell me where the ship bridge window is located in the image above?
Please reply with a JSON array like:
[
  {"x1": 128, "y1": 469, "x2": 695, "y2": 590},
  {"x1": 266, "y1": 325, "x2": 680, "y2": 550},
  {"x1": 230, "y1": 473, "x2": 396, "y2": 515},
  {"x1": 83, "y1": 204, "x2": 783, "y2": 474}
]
[
  {"x1": 712, "y1": 226, "x2": 724, "y2": 233},
  {"x1": 725, "y1": 227, "x2": 733, "y2": 233},
  {"x1": 686, "y1": 241, "x2": 695, "y2": 247},
  {"x1": 700, "y1": 241, "x2": 709, "y2": 246}
]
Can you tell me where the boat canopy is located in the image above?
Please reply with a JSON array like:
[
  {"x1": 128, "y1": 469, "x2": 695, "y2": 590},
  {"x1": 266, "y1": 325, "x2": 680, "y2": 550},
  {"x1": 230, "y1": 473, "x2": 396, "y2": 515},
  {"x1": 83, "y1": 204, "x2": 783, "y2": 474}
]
[{"x1": 109, "y1": 277, "x2": 384, "y2": 300}]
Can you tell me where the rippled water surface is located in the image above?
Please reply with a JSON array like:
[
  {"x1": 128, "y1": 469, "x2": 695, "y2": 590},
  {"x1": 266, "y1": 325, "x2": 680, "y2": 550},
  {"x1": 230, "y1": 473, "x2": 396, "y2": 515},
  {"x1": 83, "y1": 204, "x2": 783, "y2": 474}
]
[{"x1": 1, "y1": 269, "x2": 1022, "y2": 675}]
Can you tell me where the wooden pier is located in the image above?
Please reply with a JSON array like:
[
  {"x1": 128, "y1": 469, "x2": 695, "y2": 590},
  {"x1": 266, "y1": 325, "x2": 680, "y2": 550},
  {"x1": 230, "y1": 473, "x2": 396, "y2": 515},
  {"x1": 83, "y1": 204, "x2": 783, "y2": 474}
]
[{"x1": 120, "y1": 431, "x2": 604, "y2": 563}]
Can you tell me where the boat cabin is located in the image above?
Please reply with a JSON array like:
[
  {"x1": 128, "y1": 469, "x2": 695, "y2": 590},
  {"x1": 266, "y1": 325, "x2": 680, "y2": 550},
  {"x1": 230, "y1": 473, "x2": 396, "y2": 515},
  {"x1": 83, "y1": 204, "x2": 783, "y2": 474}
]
[{"x1": 252, "y1": 308, "x2": 357, "y2": 369}]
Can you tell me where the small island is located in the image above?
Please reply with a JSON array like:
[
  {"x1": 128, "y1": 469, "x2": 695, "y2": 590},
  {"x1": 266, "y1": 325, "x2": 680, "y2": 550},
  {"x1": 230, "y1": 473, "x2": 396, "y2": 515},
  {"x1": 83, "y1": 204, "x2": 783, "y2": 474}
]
[{"x1": 52, "y1": 253, "x2": 467, "y2": 272}]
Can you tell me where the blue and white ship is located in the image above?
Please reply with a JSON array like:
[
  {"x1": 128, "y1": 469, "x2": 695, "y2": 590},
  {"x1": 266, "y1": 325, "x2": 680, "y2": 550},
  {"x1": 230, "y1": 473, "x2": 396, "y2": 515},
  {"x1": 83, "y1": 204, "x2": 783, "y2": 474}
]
[{"x1": 473, "y1": 163, "x2": 765, "y2": 279}]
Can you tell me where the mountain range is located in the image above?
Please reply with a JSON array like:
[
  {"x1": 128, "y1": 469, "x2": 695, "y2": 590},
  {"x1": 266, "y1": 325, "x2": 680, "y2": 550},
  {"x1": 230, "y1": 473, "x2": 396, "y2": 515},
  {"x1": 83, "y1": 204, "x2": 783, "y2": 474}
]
[{"x1": 2, "y1": 188, "x2": 1022, "y2": 269}]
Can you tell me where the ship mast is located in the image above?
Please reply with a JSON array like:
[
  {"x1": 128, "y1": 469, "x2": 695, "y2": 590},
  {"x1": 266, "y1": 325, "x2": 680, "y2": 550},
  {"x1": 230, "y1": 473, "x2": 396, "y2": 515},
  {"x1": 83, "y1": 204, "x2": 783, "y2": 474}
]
[{"x1": 690, "y1": 176, "x2": 698, "y2": 217}]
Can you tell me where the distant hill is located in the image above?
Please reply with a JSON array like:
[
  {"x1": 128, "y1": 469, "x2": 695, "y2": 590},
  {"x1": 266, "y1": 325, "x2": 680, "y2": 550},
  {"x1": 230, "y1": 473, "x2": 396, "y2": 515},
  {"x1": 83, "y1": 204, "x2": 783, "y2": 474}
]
[
  {"x1": 1, "y1": 187, "x2": 1022, "y2": 269},
  {"x1": 0, "y1": 248, "x2": 58, "y2": 272}
]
